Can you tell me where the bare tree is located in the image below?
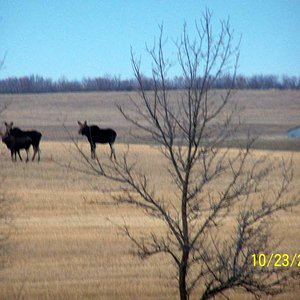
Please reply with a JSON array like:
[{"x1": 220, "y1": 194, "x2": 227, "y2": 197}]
[{"x1": 74, "y1": 10, "x2": 299, "y2": 300}]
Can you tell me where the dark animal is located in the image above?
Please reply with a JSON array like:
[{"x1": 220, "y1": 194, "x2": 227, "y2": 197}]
[
  {"x1": 5, "y1": 122, "x2": 42, "y2": 161},
  {"x1": 0, "y1": 130, "x2": 32, "y2": 162},
  {"x1": 78, "y1": 121, "x2": 117, "y2": 160}
]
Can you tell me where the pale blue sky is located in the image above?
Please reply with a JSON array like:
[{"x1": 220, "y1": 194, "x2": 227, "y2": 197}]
[{"x1": 0, "y1": 0, "x2": 299, "y2": 80}]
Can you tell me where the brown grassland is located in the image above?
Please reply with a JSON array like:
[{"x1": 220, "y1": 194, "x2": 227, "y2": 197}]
[{"x1": 0, "y1": 90, "x2": 300, "y2": 299}]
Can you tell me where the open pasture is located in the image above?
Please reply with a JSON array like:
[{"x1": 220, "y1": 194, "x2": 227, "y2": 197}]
[
  {"x1": 0, "y1": 90, "x2": 300, "y2": 149},
  {"x1": 0, "y1": 90, "x2": 300, "y2": 299}
]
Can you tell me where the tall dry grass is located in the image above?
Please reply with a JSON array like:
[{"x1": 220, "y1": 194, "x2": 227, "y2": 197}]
[{"x1": 0, "y1": 141, "x2": 299, "y2": 299}]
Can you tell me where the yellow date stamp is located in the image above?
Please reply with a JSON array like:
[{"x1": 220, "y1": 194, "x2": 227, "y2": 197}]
[{"x1": 252, "y1": 253, "x2": 300, "y2": 268}]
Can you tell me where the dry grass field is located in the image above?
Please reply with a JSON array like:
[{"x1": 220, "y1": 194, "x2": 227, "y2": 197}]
[
  {"x1": 0, "y1": 90, "x2": 300, "y2": 299},
  {"x1": 1, "y1": 90, "x2": 300, "y2": 148}
]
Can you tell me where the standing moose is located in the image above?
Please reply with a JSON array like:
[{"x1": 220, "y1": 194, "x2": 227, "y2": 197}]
[
  {"x1": 77, "y1": 121, "x2": 117, "y2": 160},
  {"x1": 4, "y1": 122, "x2": 42, "y2": 161},
  {"x1": 0, "y1": 130, "x2": 32, "y2": 162}
]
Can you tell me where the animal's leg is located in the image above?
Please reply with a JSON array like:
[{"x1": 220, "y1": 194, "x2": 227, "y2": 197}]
[
  {"x1": 109, "y1": 143, "x2": 116, "y2": 160},
  {"x1": 90, "y1": 144, "x2": 93, "y2": 159},
  {"x1": 109, "y1": 143, "x2": 113, "y2": 160},
  {"x1": 93, "y1": 144, "x2": 97, "y2": 159},
  {"x1": 33, "y1": 145, "x2": 41, "y2": 162},
  {"x1": 32, "y1": 146, "x2": 41, "y2": 161},
  {"x1": 26, "y1": 149, "x2": 29, "y2": 162},
  {"x1": 90, "y1": 143, "x2": 96, "y2": 159},
  {"x1": 37, "y1": 148, "x2": 41, "y2": 162},
  {"x1": 32, "y1": 146, "x2": 37, "y2": 161},
  {"x1": 10, "y1": 150, "x2": 14, "y2": 161},
  {"x1": 17, "y1": 150, "x2": 22, "y2": 161}
]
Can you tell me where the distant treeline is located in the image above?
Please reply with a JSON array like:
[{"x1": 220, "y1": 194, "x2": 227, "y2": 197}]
[{"x1": 0, "y1": 74, "x2": 299, "y2": 94}]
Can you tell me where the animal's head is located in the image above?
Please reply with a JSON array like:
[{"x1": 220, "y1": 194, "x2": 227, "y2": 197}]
[
  {"x1": 77, "y1": 120, "x2": 87, "y2": 135},
  {"x1": 4, "y1": 121, "x2": 13, "y2": 136}
]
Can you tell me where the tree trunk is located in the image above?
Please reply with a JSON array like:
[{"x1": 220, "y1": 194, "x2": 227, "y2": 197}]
[
  {"x1": 180, "y1": 177, "x2": 190, "y2": 300},
  {"x1": 179, "y1": 249, "x2": 189, "y2": 300}
]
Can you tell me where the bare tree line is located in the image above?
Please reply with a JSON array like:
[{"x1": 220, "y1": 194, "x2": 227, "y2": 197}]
[{"x1": 0, "y1": 73, "x2": 299, "y2": 94}]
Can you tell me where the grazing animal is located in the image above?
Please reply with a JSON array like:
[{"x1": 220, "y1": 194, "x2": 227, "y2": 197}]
[
  {"x1": 77, "y1": 120, "x2": 117, "y2": 160},
  {"x1": 0, "y1": 130, "x2": 32, "y2": 162},
  {"x1": 5, "y1": 122, "x2": 42, "y2": 161}
]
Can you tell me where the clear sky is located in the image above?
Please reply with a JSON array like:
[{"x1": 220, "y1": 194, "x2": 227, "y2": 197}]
[{"x1": 0, "y1": 0, "x2": 299, "y2": 80}]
